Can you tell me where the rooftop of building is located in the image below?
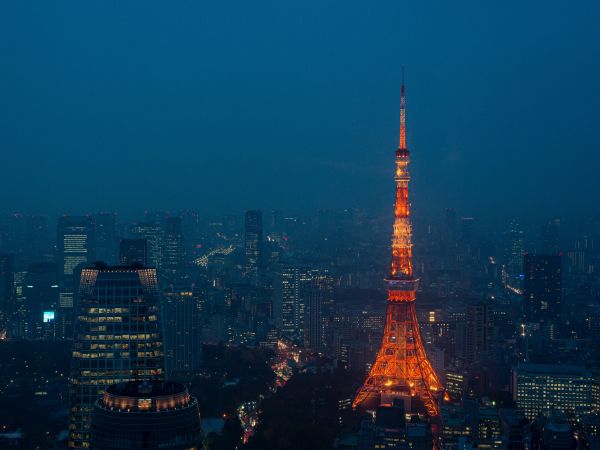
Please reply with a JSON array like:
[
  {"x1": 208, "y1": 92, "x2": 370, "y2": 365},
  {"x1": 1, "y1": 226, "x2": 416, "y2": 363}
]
[
  {"x1": 105, "y1": 380, "x2": 186, "y2": 398},
  {"x1": 88, "y1": 261, "x2": 150, "y2": 271},
  {"x1": 515, "y1": 363, "x2": 589, "y2": 375}
]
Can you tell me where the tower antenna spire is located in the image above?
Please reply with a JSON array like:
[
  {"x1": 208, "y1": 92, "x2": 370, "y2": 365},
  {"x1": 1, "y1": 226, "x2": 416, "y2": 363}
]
[
  {"x1": 353, "y1": 71, "x2": 444, "y2": 417},
  {"x1": 399, "y1": 67, "x2": 407, "y2": 150}
]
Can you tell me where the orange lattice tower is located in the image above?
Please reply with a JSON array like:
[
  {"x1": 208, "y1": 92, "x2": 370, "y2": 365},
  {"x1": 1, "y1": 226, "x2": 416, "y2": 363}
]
[{"x1": 353, "y1": 76, "x2": 444, "y2": 416}]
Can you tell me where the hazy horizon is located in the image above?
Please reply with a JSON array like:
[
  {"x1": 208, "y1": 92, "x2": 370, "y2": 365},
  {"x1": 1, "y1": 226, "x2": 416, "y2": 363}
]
[{"x1": 2, "y1": 1, "x2": 599, "y2": 223}]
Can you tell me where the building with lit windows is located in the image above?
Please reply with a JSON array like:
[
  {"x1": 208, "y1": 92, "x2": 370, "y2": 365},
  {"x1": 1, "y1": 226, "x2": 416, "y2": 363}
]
[
  {"x1": 0, "y1": 254, "x2": 15, "y2": 333},
  {"x1": 57, "y1": 216, "x2": 95, "y2": 288},
  {"x1": 161, "y1": 283, "x2": 202, "y2": 376},
  {"x1": 277, "y1": 266, "x2": 331, "y2": 344},
  {"x1": 57, "y1": 215, "x2": 95, "y2": 338},
  {"x1": 445, "y1": 369, "x2": 465, "y2": 399},
  {"x1": 119, "y1": 238, "x2": 148, "y2": 266},
  {"x1": 512, "y1": 363, "x2": 599, "y2": 420},
  {"x1": 357, "y1": 399, "x2": 432, "y2": 450},
  {"x1": 523, "y1": 254, "x2": 562, "y2": 327},
  {"x1": 163, "y1": 217, "x2": 185, "y2": 279},
  {"x1": 23, "y1": 262, "x2": 59, "y2": 339},
  {"x1": 244, "y1": 210, "x2": 263, "y2": 283},
  {"x1": 130, "y1": 222, "x2": 163, "y2": 269},
  {"x1": 90, "y1": 380, "x2": 203, "y2": 450},
  {"x1": 68, "y1": 264, "x2": 164, "y2": 448}
]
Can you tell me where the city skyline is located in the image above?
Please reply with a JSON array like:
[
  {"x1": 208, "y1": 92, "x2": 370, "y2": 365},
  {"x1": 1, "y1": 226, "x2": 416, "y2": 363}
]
[{"x1": 2, "y1": 2, "x2": 600, "y2": 449}]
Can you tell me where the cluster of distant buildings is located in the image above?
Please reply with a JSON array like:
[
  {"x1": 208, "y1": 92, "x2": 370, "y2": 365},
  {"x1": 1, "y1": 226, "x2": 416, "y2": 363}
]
[{"x1": 1, "y1": 209, "x2": 600, "y2": 448}]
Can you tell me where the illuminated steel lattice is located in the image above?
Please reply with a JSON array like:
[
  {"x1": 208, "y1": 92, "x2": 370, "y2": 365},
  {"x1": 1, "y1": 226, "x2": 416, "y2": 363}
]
[{"x1": 353, "y1": 80, "x2": 444, "y2": 417}]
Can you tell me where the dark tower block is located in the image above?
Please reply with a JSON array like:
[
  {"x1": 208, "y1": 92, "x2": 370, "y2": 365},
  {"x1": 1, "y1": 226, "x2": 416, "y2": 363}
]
[
  {"x1": 245, "y1": 210, "x2": 263, "y2": 284},
  {"x1": 119, "y1": 238, "x2": 148, "y2": 266}
]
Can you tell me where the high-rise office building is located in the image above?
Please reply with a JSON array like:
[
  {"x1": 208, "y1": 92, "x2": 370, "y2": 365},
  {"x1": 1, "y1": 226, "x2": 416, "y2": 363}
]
[
  {"x1": 0, "y1": 254, "x2": 15, "y2": 334},
  {"x1": 523, "y1": 254, "x2": 562, "y2": 326},
  {"x1": 505, "y1": 220, "x2": 525, "y2": 292},
  {"x1": 57, "y1": 216, "x2": 96, "y2": 287},
  {"x1": 119, "y1": 238, "x2": 148, "y2": 266},
  {"x1": 23, "y1": 262, "x2": 59, "y2": 339},
  {"x1": 278, "y1": 266, "x2": 318, "y2": 342},
  {"x1": 131, "y1": 222, "x2": 163, "y2": 269},
  {"x1": 303, "y1": 280, "x2": 324, "y2": 352},
  {"x1": 95, "y1": 213, "x2": 117, "y2": 265},
  {"x1": 161, "y1": 284, "x2": 202, "y2": 376},
  {"x1": 540, "y1": 218, "x2": 560, "y2": 254},
  {"x1": 302, "y1": 272, "x2": 334, "y2": 353},
  {"x1": 512, "y1": 364, "x2": 598, "y2": 420},
  {"x1": 57, "y1": 216, "x2": 95, "y2": 339},
  {"x1": 244, "y1": 210, "x2": 263, "y2": 283},
  {"x1": 461, "y1": 217, "x2": 475, "y2": 253},
  {"x1": 163, "y1": 217, "x2": 185, "y2": 279},
  {"x1": 68, "y1": 264, "x2": 164, "y2": 448},
  {"x1": 457, "y1": 300, "x2": 492, "y2": 364},
  {"x1": 90, "y1": 380, "x2": 203, "y2": 450}
]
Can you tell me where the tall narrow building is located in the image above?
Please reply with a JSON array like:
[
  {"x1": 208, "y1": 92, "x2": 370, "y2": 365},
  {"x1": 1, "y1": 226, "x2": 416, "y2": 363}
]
[
  {"x1": 24, "y1": 262, "x2": 59, "y2": 339},
  {"x1": 131, "y1": 222, "x2": 163, "y2": 269},
  {"x1": 95, "y1": 212, "x2": 117, "y2": 265},
  {"x1": 353, "y1": 79, "x2": 443, "y2": 416},
  {"x1": 57, "y1": 215, "x2": 95, "y2": 338},
  {"x1": 119, "y1": 238, "x2": 148, "y2": 266},
  {"x1": 278, "y1": 266, "x2": 313, "y2": 341},
  {"x1": 68, "y1": 264, "x2": 164, "y2": 448},
  {"x1": 523, "y1": 254, "x2": 562, "y2": 326},
  {"x1": 0, "y1": 254, "x2": 15, "y2": 335},
  {"x1": 245, "y1": 210, "x2": 263, "y2": 283},
  {"x1": 161, "y1": 283, "x2": 203, "y2": 377},
  {"x1": 57, "y1": 216, "x2": 96, "y2": 288},
  {"x1": 163, "y1": 216, "x2": 185, "y2": 279}
]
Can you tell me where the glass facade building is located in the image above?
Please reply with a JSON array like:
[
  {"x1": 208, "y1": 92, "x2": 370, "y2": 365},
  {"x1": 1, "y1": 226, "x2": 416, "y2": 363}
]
[
  {"x1": 244, "y1": 210, "x2": 263, "y2": 283},
  {"x1": 161, "y1": 283, "x2": 203, "y2": 376},
  {"x1": 68, "y1": 264, "x2": 164, "y2": 448}
]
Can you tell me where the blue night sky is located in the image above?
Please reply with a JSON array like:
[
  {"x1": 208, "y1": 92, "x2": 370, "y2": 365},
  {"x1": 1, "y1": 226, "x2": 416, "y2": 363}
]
[{"x1": 1, "y1": 1, "x2": 599, "y2": 221}]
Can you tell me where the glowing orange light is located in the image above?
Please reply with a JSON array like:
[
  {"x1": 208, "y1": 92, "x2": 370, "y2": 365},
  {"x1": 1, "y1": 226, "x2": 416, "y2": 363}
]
[{"x1": 353, "y1": 78, "x2": 444, "y2": 417}]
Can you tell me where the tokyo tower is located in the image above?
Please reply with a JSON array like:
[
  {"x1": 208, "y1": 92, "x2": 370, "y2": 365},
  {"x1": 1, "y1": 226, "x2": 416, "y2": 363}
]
[{"x1": 353, "y1": 76, "x2": 444, "y2": 416}]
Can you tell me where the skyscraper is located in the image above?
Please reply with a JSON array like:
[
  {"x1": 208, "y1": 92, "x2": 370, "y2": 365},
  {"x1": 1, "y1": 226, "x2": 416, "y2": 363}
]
[
  {"x1": 161, "y1": 283, "x2": 203, "y2": 376},
  {"x1": 23, "y1": 262, "x2": 59, "y2": 339},
  {"x1": 57, "y1": 216, "x2": 96, "y2": 288},
  {"x1": 303, "y1": 280, "x2": 324, "y2": 352},
  {"x1": 131, "y1": 222, "x2": 163, "y2": 269},
  {"x1": 57, "y1": 215, "x2": 95, "y2": 338},
  {"x1": 68, "y1": 264, "x2": 164, "y2": 448},
  {"x1": 523, "y1": 254, "x2": 562, "y2": 326},
  {"x1": 458, "y1": 300, "x2": 492, "y2": 364},
  {"x1": 296, "y1": 269, "x2": 334, "y2": 353},
  {"x1": 163, "y1": 216, "x2": 185, "y2": 279},
  {"x1": 540, "y1": 218, "x2": 560, "y2": 254},
  {"x1": 95, "y1": 212, "x2": 117, "y2": 265},
  {"x1": 119, "y1": 238, "x2": 148, "y2": 266},
  {"x1": 245, "y1": 210, "x2": 263, "y2": 283},
  {"x1": 0, "y1": 254, "x2": 15, "y2": 336},
  {"x1": 278, "y1": 266, "x2": 319, "y2": 342},
  {"x1": 353, "y1": 79, "x2": 443, "y2": 416}
]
